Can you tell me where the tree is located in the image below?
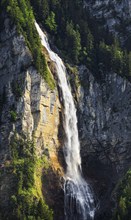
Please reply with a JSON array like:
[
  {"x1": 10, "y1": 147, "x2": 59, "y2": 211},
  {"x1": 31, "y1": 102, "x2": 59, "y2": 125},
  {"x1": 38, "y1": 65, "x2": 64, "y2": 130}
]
[
  {"x1": 66, "y1": 21, "x2": 81, "y2": 63},
  {"x1": 45, "y1": 11, "x2": 57, "y2": 33},
  {"x1": 111, "y1": 39, "x2": 123, "y2": 74}
]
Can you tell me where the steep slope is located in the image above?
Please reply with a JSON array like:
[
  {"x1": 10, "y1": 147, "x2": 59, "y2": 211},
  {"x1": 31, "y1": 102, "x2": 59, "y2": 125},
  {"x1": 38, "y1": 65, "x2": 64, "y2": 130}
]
[
  {"x1": 77, "y1": 66, "x2": 131, "y2": 219},
  {"x1": 0, "y1": 4, "x2": 64, "y2": 220}
]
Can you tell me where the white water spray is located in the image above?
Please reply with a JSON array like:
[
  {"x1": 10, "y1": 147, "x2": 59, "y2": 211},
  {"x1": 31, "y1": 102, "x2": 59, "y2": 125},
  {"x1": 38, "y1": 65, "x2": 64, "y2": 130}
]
[{"x1": 35, "y1": 22, "x2": 95, "y2": 220}]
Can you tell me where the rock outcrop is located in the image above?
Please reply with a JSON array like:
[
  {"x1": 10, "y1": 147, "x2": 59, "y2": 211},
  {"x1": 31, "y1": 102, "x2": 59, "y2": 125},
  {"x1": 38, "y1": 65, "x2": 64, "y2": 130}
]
[
  {"x1": 77, "y1": 66, "x2": 131, "y2": 219},
  {"x1": 84, "y1": 0, "x2": 131, "y2": 43}
]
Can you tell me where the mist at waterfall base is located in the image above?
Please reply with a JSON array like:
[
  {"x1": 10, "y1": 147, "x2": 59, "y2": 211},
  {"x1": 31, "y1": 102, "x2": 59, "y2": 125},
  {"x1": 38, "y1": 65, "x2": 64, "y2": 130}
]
[{"x1": 35, "y1": 22, "x2": 95, "y2": 220}]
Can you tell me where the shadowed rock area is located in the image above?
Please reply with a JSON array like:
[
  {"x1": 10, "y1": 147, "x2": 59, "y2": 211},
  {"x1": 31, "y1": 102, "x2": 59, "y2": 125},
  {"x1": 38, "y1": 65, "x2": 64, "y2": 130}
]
[{"x1": 77, "y1": 66, "x2": 131, "y2": 219}]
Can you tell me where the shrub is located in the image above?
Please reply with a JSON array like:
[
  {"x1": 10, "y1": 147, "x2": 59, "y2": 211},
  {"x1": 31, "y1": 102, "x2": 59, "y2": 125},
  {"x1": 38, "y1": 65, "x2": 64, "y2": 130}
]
[{"x1": 10, "y1": 110, "x2": 17, "y2": 122}]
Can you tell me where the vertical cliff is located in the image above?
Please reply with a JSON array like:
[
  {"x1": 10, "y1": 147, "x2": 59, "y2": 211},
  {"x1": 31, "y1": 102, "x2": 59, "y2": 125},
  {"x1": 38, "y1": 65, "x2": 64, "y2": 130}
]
[
  {"x1": 77, "y1": 66, "x2": 131, "y2": 219},
  {"x1": 0, "y1": 13, "x2": 64, "y2": 219},
  {"x1": 84, "y1": 0, "x2": 131, "y2": 45}
]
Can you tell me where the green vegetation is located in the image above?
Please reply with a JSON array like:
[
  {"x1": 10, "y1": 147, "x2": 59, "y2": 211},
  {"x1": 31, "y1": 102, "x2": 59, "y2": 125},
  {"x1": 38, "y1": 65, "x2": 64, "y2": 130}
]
[
  {"x1": 10, "y1": 110, "x2": 17, "y2": 122},
  {"x1": 30, "y1": 0, "x2": 131, "y2": 79},
  {"x1": 1, "y1": 0, "x2": 55, "y2": 90},
  {"x1": 98, "y1": 40, "x2": 123, "y2": 75},
  {"x1": 65, "y1": 21, "x2": 81, "y2": 63},
  {"x1": 1, "y1": 0, "x2": 131, "y2": 81},
  {"x1": 45, "y1": 11, "x2": 57, "y2": 33},
  {"x1": 0, "y1": 134, "x2": 53, "y2": 220},
  {"x1": 66, "y1": 64, "x2": 80, "y2": 89},
  {"x1": 113, "y1": 169, "x2": 131, "y2": 220},
  {"x1": 98, "y1": 39, "x2": 131, "y2": 77},
  {"x1": 31, "y1": 0, "x2": 92, "y2": 65},
  {"x1": 11, "y1": 79, "x2": 23, "y2": 100}
]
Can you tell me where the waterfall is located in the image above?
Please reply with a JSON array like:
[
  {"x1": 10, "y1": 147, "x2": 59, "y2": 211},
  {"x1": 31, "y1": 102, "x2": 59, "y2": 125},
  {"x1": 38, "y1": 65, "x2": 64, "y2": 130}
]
[{"x1": 35, "y1": 22, "x2": 95, "y2": 220}]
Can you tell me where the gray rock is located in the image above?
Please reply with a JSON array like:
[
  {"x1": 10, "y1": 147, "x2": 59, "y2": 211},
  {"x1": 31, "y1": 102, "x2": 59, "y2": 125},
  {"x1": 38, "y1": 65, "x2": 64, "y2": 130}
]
[
  {"x1": 77, "y1": 65, "x2": 131, "y2": 218},
  {"x1": 84, "y1": 0, "x2": 131, "y2": 43}
]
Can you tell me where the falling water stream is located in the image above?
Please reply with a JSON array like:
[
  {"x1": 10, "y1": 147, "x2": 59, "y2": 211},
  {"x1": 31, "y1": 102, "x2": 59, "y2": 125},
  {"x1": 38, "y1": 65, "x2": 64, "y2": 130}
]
[{"x1": 35, "y1": 22, "x2": 95, "y2": 220}]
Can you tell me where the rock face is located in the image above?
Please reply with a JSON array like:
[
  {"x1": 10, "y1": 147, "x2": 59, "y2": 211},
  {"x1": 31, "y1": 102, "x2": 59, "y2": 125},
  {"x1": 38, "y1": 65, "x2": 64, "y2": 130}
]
[
  {"x1": 0, "y1": 17, "x2": 62, "y2": 170},
  {"x1": 85, "y1": 0, "x2": 131, "y2": 43},
  {"x1": 77, "y1": 66, "x2": 131, "y2": 219},
  {"x1": 0, "y1": 16, "x2": 64, "y2": 217},
  {"x1": 0, "y1": 12, "x2": 131, "y2": 220},
  {"x1": 22, "y1": 68, "x2": 62, "y2": 170}
]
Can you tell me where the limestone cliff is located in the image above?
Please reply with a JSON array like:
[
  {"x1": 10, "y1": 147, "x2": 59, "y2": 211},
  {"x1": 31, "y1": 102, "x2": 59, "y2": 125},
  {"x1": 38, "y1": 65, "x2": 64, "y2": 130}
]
[{"x1": 0, "y1": 16, "x2": 64, "y2": 219}]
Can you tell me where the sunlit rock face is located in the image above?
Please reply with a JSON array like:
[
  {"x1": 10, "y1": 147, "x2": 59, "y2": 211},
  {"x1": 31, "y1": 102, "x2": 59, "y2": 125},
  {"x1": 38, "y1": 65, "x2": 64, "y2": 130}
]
[
  {"x1": 0, "y1": 16, "x2": 64, "y2": 217},
  {"x1": 77, "y1": 65, "x2": 131, "y2": 219},
  {"x1": 0, "y1": 16, "x2": 62, "y2": 170},
  {"x1": 84, "y1": 0, "x2": 131, "y2": 43}
]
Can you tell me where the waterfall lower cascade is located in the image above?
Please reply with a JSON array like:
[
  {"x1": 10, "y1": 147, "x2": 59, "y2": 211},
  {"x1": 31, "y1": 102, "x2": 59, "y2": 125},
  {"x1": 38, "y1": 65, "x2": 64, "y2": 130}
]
[{"x1": 35, "y1": 22, "x2": 95, "y2": 220}]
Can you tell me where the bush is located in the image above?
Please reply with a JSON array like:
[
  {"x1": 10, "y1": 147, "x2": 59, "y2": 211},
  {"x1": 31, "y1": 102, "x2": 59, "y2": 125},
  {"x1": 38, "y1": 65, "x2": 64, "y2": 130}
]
[
  {"x1": 11, "y1": 80, "x2": 23, "y2": 100},
  {"x1": 10, "y1": 110, "x2": 17, "y2": 122}
]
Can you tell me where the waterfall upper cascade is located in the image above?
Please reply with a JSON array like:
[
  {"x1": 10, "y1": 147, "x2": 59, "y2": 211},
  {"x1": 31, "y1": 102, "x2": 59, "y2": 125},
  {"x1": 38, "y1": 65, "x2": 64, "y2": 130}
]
[{"x1": 35, "y1": 21, "x2": 95, "y2": 220}]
